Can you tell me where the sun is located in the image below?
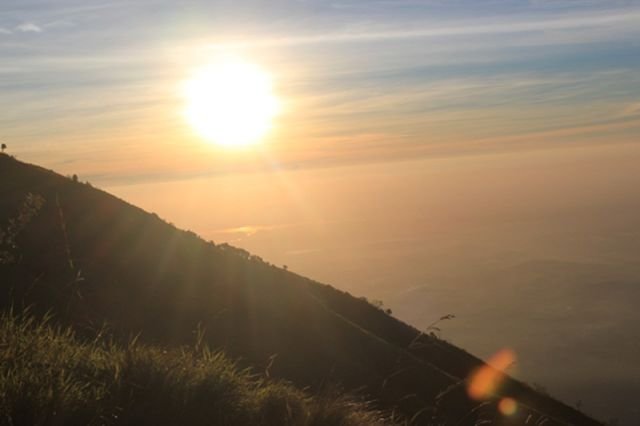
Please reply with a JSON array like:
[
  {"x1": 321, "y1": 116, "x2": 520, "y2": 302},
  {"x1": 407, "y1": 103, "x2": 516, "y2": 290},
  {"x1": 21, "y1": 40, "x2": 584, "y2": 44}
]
[{"x1": 183, "y1": 58, "x2": 280, "y2": 148}]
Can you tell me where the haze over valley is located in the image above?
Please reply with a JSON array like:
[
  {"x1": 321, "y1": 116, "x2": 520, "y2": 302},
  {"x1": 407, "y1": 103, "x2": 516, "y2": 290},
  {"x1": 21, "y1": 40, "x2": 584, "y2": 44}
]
[{"x1": 108, "y1": 143, "x2": 640, "y2": 423}]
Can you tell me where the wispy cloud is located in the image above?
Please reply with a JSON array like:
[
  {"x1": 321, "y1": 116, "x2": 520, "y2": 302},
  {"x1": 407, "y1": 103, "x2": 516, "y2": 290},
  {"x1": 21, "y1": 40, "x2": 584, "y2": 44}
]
[
  {"x1": 215, "y1": 224, "x2": 294, "y2": 237},
  {"x1": 43, "y1": 20, "x2": 75, "y2": 30},
  {"x1": 622, "y1": 102, "x2": 640, "y2": 118},
  {"x1": 16, "y1": 22, "x2": 43, "y2": 33},
  {"x1": 205, "y1": 8, "x2": 640, "y2": 49},
  {"x1": 285, "y1": 248, "x2": 323, "y2": 256},
  {"x1": 2, "y1": 0, "x2": 639, "y2": 182}
]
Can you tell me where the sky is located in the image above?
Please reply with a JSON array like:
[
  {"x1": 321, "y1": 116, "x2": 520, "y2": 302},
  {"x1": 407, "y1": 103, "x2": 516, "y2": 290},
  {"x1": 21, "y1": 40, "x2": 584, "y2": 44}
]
[
  {"x1": 3, "y1": 0, "x2": 640, "y2": 423},
  {"x1": 2, "y1": 0, "x2": 640, "y2": 182}
]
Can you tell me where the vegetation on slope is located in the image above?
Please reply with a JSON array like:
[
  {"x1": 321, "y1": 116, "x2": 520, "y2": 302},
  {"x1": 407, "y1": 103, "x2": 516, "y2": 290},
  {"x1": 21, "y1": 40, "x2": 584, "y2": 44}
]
[{"x1": 0, "y1": 310, "x2": 392, "y2": 426}]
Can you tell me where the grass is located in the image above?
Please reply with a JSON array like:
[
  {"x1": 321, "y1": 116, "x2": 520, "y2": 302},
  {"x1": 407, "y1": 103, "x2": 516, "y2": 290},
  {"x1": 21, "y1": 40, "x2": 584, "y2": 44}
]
[{"x1": 0, "y1": 310, "x2": 394, "y2": 426}]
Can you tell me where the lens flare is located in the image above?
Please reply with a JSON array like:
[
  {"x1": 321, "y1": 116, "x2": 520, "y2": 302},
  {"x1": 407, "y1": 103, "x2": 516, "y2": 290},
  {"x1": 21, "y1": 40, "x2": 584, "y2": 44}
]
[
  {"x1": 467, "y1": 348, "x2": 516, "y2": 400},
  {"x1": 498, "y1": 397, "x2": 518, "y2": 416}
]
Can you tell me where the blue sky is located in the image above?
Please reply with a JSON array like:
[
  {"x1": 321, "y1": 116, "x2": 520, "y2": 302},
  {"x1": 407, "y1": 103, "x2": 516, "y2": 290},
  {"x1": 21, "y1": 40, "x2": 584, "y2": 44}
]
[{"x1": 1, "y1": 0, "x2": 639, "y2": 183}]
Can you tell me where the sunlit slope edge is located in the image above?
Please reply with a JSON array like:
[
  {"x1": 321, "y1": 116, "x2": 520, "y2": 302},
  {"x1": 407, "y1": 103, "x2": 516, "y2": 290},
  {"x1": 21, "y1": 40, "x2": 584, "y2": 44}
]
[{"x1": 0, "y1": 154, "x2": 601, "y2": 425}]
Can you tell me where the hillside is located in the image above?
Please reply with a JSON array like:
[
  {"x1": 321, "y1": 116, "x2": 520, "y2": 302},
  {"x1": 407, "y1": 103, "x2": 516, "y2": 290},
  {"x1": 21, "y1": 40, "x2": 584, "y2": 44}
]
[{"x1": 0, "y1": 154, "x2": 601, "y2": 425}]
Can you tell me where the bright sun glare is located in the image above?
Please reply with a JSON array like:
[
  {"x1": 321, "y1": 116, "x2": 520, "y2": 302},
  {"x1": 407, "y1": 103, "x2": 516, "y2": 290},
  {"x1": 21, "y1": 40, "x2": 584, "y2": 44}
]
[{"x1": 183, "y1": 58, "x2": 280, "y2": 148}]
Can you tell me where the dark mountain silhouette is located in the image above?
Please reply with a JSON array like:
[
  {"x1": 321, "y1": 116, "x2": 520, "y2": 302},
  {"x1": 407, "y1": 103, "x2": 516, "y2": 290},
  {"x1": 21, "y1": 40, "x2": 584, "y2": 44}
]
[{"x1": 0, "y1": 154, "x2": 601, "y2": 425}]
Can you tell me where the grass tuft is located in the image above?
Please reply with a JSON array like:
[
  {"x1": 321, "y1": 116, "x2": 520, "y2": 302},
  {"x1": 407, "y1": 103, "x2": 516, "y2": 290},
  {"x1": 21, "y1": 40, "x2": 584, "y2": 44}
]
[{"x1": 0, "y1": 311, "x2": 394, "y2": 426}]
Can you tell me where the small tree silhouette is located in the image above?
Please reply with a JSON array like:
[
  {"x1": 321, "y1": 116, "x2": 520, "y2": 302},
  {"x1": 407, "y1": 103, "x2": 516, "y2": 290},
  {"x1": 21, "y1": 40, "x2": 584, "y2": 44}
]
[{"x1": 1, "y1": 143, "x2": 6, "y2": 153}]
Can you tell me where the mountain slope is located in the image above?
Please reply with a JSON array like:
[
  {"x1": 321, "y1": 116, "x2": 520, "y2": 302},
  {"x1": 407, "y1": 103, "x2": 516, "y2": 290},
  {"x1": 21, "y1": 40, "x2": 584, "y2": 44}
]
[{"x1": 0, "y1": 154, "x2": 601, "y2": 425}]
